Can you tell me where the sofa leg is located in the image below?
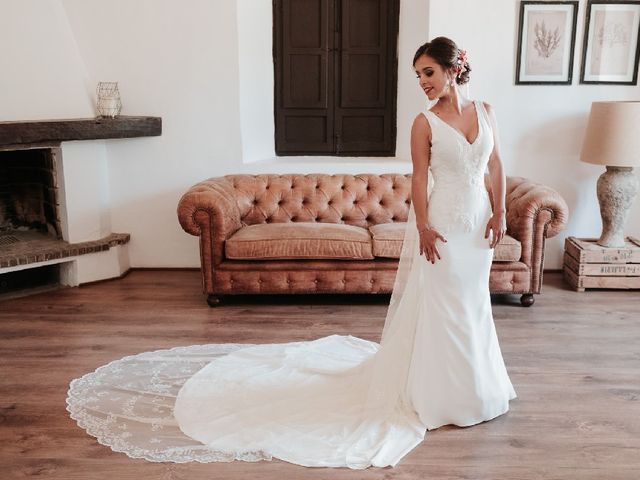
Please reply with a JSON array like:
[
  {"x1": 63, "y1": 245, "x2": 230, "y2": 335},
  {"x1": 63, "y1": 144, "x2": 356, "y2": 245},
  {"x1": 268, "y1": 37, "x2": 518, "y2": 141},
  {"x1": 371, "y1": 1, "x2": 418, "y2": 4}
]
[
  {"x1": 207, "y1": 295, "x2": 222, "y2": 307},
  {"x1": 520, "y1": 294, "x2": 535, "y2": 307}
]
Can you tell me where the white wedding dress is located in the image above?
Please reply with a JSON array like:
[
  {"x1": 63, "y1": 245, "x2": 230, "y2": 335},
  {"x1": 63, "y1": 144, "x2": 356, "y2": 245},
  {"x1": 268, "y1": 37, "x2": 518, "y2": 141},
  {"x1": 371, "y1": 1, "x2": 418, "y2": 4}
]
[{"x1": 66, "y1": 99, "x2": 517, "y2": 469}]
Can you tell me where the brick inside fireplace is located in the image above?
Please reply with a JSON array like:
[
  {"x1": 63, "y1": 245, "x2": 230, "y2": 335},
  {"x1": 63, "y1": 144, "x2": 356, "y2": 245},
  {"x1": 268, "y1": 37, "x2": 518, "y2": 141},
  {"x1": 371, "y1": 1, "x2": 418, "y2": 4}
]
[{"x1": 0, "y1": 147, "x2": 62, "y2": 238}]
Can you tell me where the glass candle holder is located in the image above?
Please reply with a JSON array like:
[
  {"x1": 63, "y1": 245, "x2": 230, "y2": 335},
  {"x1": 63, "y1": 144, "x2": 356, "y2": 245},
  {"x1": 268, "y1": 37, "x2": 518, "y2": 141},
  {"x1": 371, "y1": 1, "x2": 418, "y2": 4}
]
[{"x1": 96, "y1": 82, "x2": 122, "y2": 118}]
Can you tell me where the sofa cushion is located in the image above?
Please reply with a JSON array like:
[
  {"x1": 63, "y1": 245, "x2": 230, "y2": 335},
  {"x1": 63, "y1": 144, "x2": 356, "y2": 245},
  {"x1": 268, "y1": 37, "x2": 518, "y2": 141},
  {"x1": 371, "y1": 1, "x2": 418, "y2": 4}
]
[
  {"x1": 369, "y1": 222, "x2": 406, "y2": 258},
  {"x1": 492, "y1": 234, "x2": 522, "y2": 262},
  {"x1": 225, "y1": 222, "x2": 374, "y2": 260},
  {"x1": 368, "y1": 222, "x2": 522, "y2": 261}
]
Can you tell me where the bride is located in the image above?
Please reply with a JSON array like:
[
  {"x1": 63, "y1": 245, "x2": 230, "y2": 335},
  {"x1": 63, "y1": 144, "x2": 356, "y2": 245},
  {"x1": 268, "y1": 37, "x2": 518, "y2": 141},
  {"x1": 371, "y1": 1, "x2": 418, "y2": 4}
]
[{"x1": 66, "y1": 36, "x2": 517, "y2": 469}]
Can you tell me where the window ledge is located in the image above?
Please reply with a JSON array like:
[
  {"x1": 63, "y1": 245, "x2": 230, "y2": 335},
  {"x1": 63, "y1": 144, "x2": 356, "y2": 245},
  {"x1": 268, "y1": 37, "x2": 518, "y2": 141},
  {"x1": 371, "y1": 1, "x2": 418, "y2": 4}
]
[{"x1": 238, "y1": 155, "x2": 412, "y2": 174}]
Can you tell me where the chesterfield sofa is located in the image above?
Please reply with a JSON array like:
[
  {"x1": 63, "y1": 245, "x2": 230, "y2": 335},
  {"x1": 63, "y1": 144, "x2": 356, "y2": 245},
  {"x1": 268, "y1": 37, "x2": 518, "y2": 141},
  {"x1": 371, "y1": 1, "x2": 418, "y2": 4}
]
[{"x1": 177, "y1": 174, "x2": 568, "y2": 307}]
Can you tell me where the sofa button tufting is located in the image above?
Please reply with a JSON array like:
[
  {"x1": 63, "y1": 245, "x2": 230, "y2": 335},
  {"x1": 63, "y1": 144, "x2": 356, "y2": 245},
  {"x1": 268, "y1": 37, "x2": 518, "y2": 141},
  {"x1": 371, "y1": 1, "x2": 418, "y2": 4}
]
[
  {"x1": 370, "y1": 279, "x2": 375, "y2": 283},
  {"x1": 342, "y1": 279, "x2": 346, "y2": 283},
  {"x1": 314, "y1": 279, "x2": 318, "y2": 283}
]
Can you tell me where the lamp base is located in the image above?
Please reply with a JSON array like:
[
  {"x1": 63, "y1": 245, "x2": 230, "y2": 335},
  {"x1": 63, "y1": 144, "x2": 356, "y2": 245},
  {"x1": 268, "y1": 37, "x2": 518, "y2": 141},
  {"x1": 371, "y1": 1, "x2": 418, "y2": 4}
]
[{"x1": 596, "y1": 166, "x2": 639, "y2": 248}]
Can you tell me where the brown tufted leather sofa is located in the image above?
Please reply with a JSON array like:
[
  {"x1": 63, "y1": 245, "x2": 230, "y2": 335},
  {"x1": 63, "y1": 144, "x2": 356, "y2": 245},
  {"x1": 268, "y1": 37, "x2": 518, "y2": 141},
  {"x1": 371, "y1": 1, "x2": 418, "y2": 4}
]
[{"x1": 177, "y1": 173, "x2": 568, "y2": 307}]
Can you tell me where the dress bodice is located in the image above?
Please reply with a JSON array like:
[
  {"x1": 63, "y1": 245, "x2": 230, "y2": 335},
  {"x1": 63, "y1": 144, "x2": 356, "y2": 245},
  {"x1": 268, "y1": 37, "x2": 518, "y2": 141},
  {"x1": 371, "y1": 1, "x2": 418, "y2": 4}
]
[
  {"x1": 421, "y1": 100, "x2": 495, "y2": 234},
  {"x1": 422, "y1": 100, "x2": 494, "y2": 190}
]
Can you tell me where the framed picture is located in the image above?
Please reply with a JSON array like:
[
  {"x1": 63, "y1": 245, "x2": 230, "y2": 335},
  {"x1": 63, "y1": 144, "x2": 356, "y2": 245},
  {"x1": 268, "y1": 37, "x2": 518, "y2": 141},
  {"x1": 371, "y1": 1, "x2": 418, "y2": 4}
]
[
  {"x1": 516, "y1": 1, "x2": 579, "y2": 84},
  {"x1": 580, "y1": 1, "x2": 640, "y2": 84}
]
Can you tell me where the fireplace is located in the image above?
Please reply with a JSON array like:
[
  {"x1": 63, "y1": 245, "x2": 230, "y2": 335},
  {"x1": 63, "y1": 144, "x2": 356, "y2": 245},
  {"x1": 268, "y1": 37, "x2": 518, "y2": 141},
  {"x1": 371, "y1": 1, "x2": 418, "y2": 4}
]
[
  {"x1": 0, "y1": 116, "x2": 161, "y2": 298},
  {"x1": 0, "y1": 147, "x2": 62, "y2": 238}
]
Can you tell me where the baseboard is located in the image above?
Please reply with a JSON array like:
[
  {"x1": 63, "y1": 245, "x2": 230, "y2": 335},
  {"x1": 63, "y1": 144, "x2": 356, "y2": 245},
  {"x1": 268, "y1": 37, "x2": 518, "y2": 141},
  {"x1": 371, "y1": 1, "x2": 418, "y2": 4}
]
[
  {"x1": 129, "y1": 267, "x2": 201, "y2": 271},
  {"x1": 78, "y1": 267, "x2": 132, "y2": 287}
]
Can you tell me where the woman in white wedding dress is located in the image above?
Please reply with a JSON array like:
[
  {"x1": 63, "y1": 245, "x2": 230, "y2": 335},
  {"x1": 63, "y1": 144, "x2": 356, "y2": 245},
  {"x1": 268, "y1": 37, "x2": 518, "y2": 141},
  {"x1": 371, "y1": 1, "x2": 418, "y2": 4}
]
[{"x1": 66, "y1": 36, "x2": 517, "y2": 469}]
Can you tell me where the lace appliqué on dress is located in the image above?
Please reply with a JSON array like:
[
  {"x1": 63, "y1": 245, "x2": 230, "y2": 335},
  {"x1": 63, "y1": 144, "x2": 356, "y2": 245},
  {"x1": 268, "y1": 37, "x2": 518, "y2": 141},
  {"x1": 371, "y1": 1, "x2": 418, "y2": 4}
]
[{"x1": 431, "y1": 181, "x2": 487, "y2": 235}]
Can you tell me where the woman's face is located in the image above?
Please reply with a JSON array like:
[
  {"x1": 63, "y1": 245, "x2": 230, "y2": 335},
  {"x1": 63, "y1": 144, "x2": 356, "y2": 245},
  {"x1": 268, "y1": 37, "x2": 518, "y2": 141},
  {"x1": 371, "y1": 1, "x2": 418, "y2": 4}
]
[{"x1": 414, "y1": 53, "x2": 454, "y2": 101}]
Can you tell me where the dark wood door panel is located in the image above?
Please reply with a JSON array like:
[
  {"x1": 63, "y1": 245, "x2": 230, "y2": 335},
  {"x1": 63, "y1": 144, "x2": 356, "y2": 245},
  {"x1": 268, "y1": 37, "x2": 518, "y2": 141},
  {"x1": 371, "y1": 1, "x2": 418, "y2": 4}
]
[
  {"x1": 274, "y1": 0, "x2": 398, "y2": 155},
  {"x1": 339, "y1": 0, "x2": 386, "y2": 108},
  {"x1": 275, "y1": 0, "x2": 335, "y2": 153},
  {"x1": 276, "y1": 111, "x2": 334, "y2": 154},
  {"x1": 282, "y1": 0, "x2": 331, "y2": 109}
]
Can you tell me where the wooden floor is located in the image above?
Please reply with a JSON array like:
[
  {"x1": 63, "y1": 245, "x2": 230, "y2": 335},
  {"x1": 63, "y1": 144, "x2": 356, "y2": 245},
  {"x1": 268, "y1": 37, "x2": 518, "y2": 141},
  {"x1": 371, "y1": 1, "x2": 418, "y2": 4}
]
[{"x1": 1, "y1": 270, "x2": 638, "y2": 479}]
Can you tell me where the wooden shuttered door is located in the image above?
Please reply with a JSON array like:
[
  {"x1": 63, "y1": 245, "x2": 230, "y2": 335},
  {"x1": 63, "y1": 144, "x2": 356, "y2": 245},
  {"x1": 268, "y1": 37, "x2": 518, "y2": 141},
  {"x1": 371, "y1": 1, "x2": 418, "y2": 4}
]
[{"x1": 274, "y1": 0, "x2": 399, "y2": 156}]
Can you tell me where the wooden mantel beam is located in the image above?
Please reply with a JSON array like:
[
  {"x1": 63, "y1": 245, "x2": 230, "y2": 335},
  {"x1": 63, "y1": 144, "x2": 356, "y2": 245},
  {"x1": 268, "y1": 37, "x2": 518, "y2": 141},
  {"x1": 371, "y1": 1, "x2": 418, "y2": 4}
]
[{"x1": 0, "y1": 116, "x2": 162, "y2": 147}]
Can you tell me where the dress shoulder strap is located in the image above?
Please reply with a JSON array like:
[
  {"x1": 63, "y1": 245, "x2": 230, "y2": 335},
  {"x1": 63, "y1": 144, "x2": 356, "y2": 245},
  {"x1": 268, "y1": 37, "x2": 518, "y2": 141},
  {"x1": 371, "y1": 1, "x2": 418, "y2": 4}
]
[
  {"x1": 475, "y1": 100, "x2": 492, "y2": 134},
  {"x1": 421, "y1": 109, "x2": 439, "y2": 128},
  {"x1": 476, "y1": 100, "x2": 488, "y2": 122}
]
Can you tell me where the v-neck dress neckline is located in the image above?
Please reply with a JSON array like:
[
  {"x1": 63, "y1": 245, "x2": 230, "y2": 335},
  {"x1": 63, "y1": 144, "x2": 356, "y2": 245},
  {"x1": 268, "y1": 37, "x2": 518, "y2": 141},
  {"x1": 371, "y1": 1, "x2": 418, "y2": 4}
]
[{"x1": 429, "y1": 100, "x2": 481, "y2": 147}]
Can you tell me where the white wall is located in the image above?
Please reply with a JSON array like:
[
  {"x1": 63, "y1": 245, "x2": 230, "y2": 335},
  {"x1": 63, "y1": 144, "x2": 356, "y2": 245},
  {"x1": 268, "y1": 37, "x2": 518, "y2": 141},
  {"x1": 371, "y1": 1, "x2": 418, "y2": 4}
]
[
  {"x1": 0, "y1": 0, "x2": 638, "y2": 270},
  {"x1": 62, "y1": 0, "x2": 244, "y2": 266},
  {"x1": 0, "y1": 0, "x2": 112, "y2": 246},
  {"x1": 0, "y1": 0, "x2": 93, "y2": 119}
]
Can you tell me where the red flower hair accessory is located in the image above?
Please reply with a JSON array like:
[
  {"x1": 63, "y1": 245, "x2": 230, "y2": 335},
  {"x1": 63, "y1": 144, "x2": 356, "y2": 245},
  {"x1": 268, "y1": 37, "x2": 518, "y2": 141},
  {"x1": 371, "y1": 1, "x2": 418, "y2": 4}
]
[{"x1": 455, "y1": 49, "x2": 468, "y2": 74}]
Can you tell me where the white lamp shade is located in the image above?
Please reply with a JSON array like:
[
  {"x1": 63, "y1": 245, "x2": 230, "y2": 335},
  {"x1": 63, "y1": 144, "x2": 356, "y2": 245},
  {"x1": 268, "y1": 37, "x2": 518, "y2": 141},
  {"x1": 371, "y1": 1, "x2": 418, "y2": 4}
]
[{"x1": 580, "y1": 101, "x2": 640, "y2": 167}]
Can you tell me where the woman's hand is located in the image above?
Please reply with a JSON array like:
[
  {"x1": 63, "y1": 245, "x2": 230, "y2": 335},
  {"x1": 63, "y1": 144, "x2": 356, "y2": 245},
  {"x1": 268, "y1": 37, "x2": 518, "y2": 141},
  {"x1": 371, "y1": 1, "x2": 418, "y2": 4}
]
[
  {"x1": 485, "y1": 211, "x2": 506, "y2": 249},
  {"x1": 418, "y1": 227, "x2": 447, "y2": 264}
]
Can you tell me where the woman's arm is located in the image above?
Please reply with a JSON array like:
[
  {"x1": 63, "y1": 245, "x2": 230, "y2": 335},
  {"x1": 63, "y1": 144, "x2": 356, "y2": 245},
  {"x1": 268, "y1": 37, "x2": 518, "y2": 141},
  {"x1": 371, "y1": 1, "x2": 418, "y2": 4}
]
[
  {"x1": 483, "y1": 101, "x2": 507, "y2": 248},
  {"x1": 411, "y1": 113, "x2": 447, "y2": 263},
  {"x1": 410, "y1": 113, "x2": 431, "y2": 231}
]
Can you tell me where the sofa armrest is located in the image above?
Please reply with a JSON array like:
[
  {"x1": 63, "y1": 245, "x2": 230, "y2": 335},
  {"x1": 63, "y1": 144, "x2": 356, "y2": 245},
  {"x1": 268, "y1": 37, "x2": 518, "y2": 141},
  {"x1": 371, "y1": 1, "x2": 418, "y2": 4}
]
[
  {"x1": 177, "y1": 177, "x2": 243, "y2": 271},
  {"x1": 505, "y1": 176, "x2": 569, "y2": 292}
]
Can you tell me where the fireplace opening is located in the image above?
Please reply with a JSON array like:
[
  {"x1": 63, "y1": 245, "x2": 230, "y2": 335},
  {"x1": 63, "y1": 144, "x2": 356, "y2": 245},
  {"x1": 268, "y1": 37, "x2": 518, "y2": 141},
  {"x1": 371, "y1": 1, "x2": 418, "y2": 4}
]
[{"x1": 0, "y1": 148, "x2": 62, "y2": 239}]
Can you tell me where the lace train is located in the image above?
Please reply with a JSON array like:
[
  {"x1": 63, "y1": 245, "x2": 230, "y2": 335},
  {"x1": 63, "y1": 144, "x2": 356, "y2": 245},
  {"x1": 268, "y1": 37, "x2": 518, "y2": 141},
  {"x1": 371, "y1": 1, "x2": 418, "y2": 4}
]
[
  {"x1": 66, "y1": 334, "x2": 427, "y2": 468},
  {"x1": 66, "y1": 342, "x2": 276, "y2": 463}
]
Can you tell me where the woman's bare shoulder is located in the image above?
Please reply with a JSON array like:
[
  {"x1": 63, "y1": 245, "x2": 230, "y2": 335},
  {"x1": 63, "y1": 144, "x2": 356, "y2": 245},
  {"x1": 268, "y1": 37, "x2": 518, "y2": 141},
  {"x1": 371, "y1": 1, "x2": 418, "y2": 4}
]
[{"x1": 412, "y1": 112, "x2": 431, "y2": 133}]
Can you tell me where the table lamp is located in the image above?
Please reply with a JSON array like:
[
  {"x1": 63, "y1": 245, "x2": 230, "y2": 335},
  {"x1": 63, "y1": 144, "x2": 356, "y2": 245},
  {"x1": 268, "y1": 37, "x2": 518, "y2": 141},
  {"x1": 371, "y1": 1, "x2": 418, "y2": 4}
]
[{"x1": 580, "y1": 101, "x2": 640, "y2": 248}]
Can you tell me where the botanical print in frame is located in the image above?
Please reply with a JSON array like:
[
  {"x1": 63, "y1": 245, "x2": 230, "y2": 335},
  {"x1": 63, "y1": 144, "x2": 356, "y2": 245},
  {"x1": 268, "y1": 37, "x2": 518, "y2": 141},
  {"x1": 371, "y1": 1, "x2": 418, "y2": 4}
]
[
  {"x1": 580, "y1": 1, "x2": 640, "y2": 84},
  {"x1": 516, "y1": 1, "x2": 579, "y2": 84}
]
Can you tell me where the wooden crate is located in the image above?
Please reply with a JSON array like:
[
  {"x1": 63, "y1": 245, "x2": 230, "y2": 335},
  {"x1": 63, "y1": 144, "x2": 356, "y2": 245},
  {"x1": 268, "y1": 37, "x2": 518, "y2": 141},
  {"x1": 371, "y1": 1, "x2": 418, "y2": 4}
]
[{"x1": 563, "y1": 236, "x2": 640, "y2": 292}]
